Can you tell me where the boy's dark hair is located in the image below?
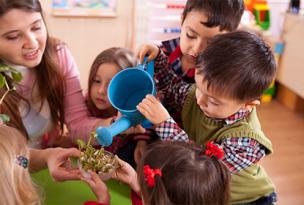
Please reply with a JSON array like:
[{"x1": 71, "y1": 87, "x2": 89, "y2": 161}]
[
  {"x1": 196, "y1": 31, "x2": 276, "y2": 101},
  {"x1": 137, "y1": 141, "x2": 230, "y2": 205},
  {"x1": 182, "y1": 0, "x2": 244, "y2": 31}
]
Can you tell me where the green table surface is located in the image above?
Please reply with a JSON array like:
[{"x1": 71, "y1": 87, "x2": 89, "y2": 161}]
[{"x1": 32, "y1": 169, "x2": 132, "y2": 205}]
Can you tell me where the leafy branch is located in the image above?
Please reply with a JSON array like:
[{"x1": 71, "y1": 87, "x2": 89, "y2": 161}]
[{"x1": 0, "y1": 64, "x2": 23, "y2": 123}]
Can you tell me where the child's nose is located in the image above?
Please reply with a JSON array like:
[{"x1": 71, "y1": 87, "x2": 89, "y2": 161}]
[
  {"x1": 98, "y1": 84, "x2": 107, "y2": 95},
  {"x1": 192, "y1": 42, "x2": 205, "y2": 56}
]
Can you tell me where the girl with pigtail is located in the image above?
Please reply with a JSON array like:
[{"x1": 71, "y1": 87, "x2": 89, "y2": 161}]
[{"x1": 82, "y1": 141, "x2": 231, "y2": 205}]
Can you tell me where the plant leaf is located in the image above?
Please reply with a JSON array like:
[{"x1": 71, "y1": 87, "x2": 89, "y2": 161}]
[
  {"x1": 0, "y1": 73, "x2": 5, "y2": 88},
  {"x1": 11, "y1": 71, "x2": 22, "y2": 82}
]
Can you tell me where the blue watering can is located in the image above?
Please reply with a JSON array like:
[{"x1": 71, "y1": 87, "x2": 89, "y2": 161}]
[{"x1": 95, "y1": 59, "x2": 155, "y2": 146}]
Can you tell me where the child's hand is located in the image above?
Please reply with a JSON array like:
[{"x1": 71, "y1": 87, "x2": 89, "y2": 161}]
[
  {"x1": 112, "y1": 158, "x2": 140, "y2": 194},
  {"x1": 137, "y1": 44, "x2": 159, "y2": 63},
  {"x1": 134, "y1": 140, "x2": 147, "y2": 165},
  {"x1": 81, "y1": 171, "x2": 110, "y2": 204},
  {"x1": 122, "y1": 124, "x2": 146, "y2": 135},
  {"x1": 137, "y1": 94, "x2": 170, "y2": 125},
  {"x1": 46, "y1": 147, "x2": 82, "y2": 181}
]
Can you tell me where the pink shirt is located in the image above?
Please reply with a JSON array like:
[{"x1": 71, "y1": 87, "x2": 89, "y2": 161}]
[{"x1": 16, "y1": 44, "x2": 100, "y2": 147}]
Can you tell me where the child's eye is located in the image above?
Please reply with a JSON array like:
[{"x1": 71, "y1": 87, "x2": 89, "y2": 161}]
[
  {"x1": 210, "y1": 101, "x2": 220, "y2": 106},
  {"x1": 93, "y1": 79, "x2": 101, "y2": 84},
  {"x1": 186, "y1": 33, "x2": 196, "y2": 39},
  {"x1": 6, "y1": 35, "x2": 19, "y2": 41},
  {"x1": 32, "y1": 26, "x2": 41, "y2": 31}
]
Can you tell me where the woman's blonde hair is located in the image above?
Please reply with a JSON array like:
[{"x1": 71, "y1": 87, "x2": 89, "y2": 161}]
[{"x1": 0, "y1": 125, "x2": 41, "y2": 205}]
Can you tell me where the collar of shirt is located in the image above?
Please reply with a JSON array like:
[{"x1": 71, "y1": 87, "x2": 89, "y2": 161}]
[
  {"x1": 161, "y1": 38, "x2": 184, "y2": 75},
  {"x1": 161, "y1": 38, "x2": 196, "y2": 80},
  {"x1": 211, "y1": 109, "x2": 251, "y2": 126}
]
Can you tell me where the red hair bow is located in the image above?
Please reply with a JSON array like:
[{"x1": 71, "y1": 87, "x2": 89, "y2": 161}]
[
  {"x1": 143, "y1": 165, "x2": 162, "y2": 188},
  {"x1": 204, "y1": 141, "x2": 224, "y2": 159}
]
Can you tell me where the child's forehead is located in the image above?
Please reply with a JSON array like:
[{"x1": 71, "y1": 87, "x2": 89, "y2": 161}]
[
  {"x1": 195, "y1": 73, "x2": 241, "y2": 102},
  {"x1": 182, "y1": 11, "x2": 228, "y2": 35}
]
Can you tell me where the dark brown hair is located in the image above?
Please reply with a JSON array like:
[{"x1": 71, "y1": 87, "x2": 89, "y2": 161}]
[
  {"x1": 196, "y1": 30, "x2": 276, "y2": 101},
  {"x1": 0, "y1": 0, "x2": 66, "y2": 135},
  {"x1": 182, "y1": 0, "x2": 244, "y2": 31},
  {"x1": 86, "y1": 47, "x2": 138, "y2": 117},
  {"x1": 0, "y1": 74, "x2": 29, "y2": 139},
  {"x1": 137, "y1": 141, "x2": 230, "y2": 205}
]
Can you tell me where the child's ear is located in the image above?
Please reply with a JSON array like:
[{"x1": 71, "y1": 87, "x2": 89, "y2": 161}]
[{"x1": 244, "y1": 100, "x2": 260, "y2": 110}]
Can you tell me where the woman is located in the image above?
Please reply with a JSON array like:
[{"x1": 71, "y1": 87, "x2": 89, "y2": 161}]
[{"x1": 0, "y1": 0, "x2": 112, "y2": 148}]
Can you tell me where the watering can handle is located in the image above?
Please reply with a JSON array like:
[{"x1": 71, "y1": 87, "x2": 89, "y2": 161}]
[{"x1": 141, "y1": 57, "x2": 154, "y2": 78}]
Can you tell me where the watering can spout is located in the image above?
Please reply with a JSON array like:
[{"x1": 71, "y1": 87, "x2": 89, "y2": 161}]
[{"x1": 96, "y1": 116, "x2": 132, "y2": 146}]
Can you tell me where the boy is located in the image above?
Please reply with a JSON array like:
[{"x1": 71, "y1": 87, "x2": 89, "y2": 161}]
[
  {"x1": 138, "y1": 0, "x2": 244, "y2": 125},
  {"x1": 139, "y1": 0, "x2": 244, "y2": 83},
  {"x1": 137, "y1": 31, "x2": 277, "y2": 204}
]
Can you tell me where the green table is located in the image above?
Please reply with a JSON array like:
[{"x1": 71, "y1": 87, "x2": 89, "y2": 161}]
[{"x1": 32, "y1": 169, "x2": 132, "y2": 205}]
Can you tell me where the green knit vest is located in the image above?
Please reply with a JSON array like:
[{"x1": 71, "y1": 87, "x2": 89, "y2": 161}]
[{"x1": 182, "y1": 85, "x2": 275, "y2": 204}]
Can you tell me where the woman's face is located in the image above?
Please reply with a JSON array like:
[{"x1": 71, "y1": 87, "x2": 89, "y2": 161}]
[{"x1": 0, "y1": 9, "x2": 47, "y2": 68}]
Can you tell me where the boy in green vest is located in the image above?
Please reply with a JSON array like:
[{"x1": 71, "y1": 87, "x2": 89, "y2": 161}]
[
  {"x1": 137, "y1": 31, "x2": 277, "y2": 204},
  {"x1": 137, "y1": 0, "x2": 244, "y2": 130}
]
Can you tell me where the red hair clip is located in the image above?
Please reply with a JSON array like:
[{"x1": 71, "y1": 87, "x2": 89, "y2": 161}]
[
  {"x1": 143, "y1": 165, "x2": 162, "y2": 188},
  {"x1": 203, "y1": 141, "x2": 224, "y2": 159}
]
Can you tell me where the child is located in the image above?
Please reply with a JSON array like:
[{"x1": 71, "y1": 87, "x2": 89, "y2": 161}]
[
  {"x1": 0, "y1": 125, "x2": 122, "y2": 205},
  {"x1": 138, "y1": 0, "x2": 244, "y2": 128},
  {"x1": 137, "y1": 31, "x2": 277, "y2": 204},
  {"x1": 82, "y1": 141, "x2": 231, "y2": 205},
  {"x1": 138, "y1": 0, "x2": 244, "y2": 83},
  {"x1": 85, "y1": 47, "x2": 154, "y2": 167},
  {"x1": 0, "y1": 125, "x2": 41, "y2": 205}
]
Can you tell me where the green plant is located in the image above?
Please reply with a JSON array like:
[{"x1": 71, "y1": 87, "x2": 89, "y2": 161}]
[
  {"x1": 0, "y1": 64, "x2": 22, "y2": 123},
  {"x1": 77, "y1": 132, "x2": 119, "y2": 175}
]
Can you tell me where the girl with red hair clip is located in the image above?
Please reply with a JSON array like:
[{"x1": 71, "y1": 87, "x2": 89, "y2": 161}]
[{"x1": 82, "y1": 141, "x2": 230, "y2": 205}]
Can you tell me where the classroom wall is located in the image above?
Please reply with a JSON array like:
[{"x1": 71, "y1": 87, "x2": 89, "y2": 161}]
[{"x1": 41, "y1": 1, "x2": 135, "y2": 90}]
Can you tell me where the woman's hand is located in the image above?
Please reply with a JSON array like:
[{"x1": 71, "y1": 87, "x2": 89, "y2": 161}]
[
  {"x1": 112, "y1": 158, "x2": 140, "y2": 194},
  {"x1": 81, "y1": 171, "x2": 110, "y2": 204},
  {"x1": 137, "y1": 44, "x2": 159, "y2": 63},
  {"x1": 137, "y1": 94, "x2": 170, "y2": 125},
  {"x1": 45, "y1": 147, "x2": 81, "y2": 181}
]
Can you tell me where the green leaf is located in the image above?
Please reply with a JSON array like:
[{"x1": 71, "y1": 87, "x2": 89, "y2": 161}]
[
  {"x1": 0, "y1": 114, "x2": 10, "y2": 123},
  {"x1": 0, "y1": 73, "x2": 5, "y2": 88},
  {"x1": 0, "y1": 65, "x2": 11, "y2": 72},
  {"x1": 76, "y1": 139, "x2": 86, "y2": 150},
  {"x1": 12, "y1": 71, "x2": 22, "y2": 82}
]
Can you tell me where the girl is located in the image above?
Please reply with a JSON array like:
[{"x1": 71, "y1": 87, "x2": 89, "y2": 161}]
[
  {"x1": 0, "y1": 0, "x2": 112, "y2": 148},
  {"x1": 83, "y1": 141, "x2": 231, "y2": 205},
  {"x1": 86, "y1": 47, "x2": 153, "y2": 167},
  {"x1": 0, "y1": 125, "x2": 41, "y2": 205},
  {"x1": 0, "y1": 125, "x2": 108, "y2": 205}
]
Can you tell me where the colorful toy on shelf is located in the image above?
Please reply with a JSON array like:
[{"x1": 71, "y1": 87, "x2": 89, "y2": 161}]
[
  {"x1": 261, "y1": 81, "x2": 275, "y2": 103},
  {"x1": 290, "y1": 0, "x2": 301, "y2": 14},
  {"x1": 244, "y1": 0, "x2": 271, "y2": 30}
]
